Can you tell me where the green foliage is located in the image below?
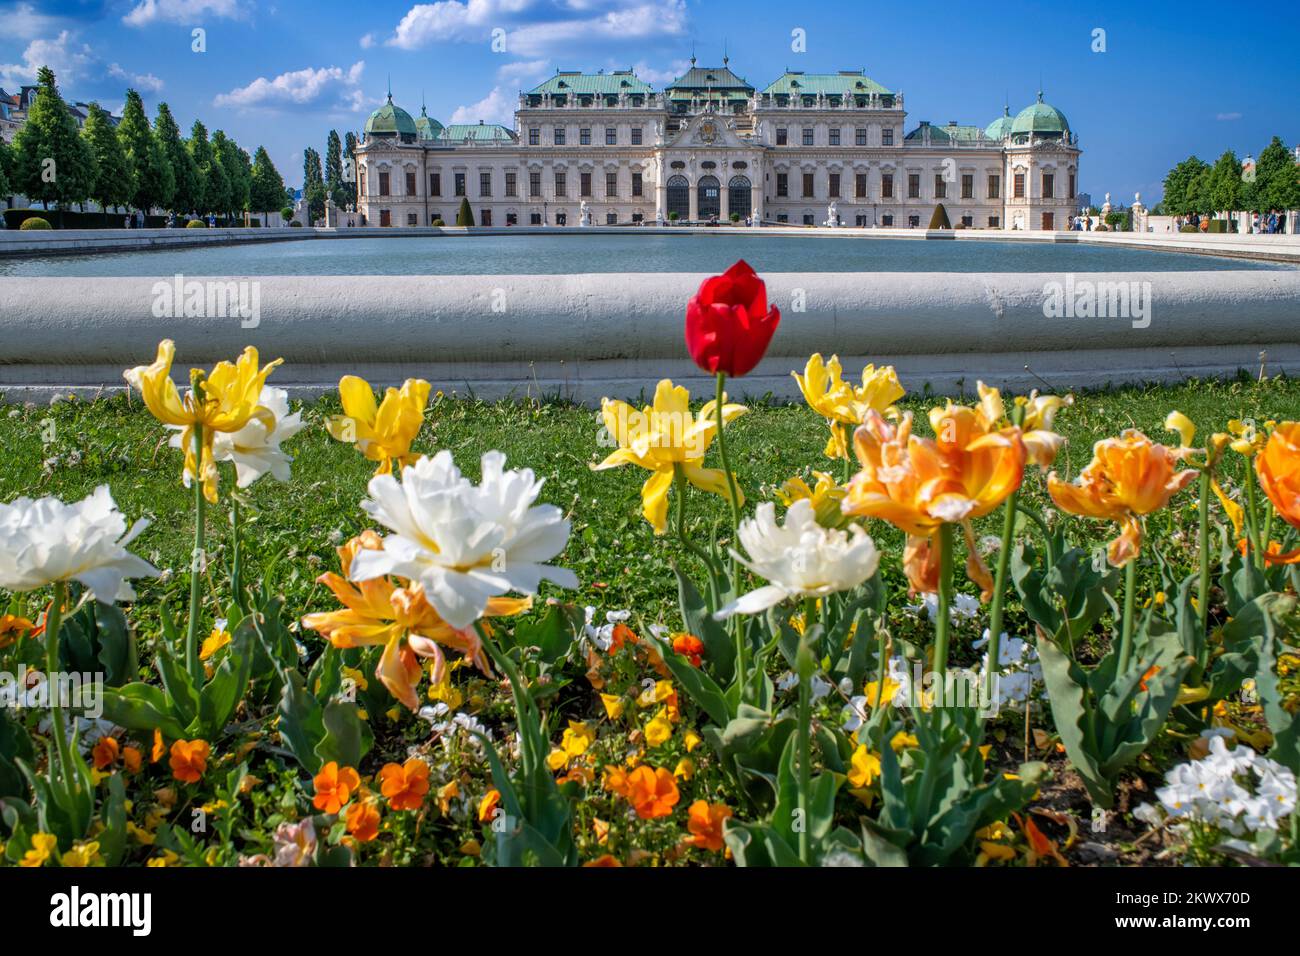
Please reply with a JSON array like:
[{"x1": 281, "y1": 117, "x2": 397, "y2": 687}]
[
  {"x1": 1249, "y1": 136, "x2": 1300, "y2": 212},
  {"x1": 186, "y1": 218, "x2": 207, "y2": 227},
  {"x1": 212, "y1": 130, "x2": 249, "y2": 218},
  {"x1": 1207, "y1": 150, "x2": 1243, "y2": 214},
  {"x1": 82, "y1": 102, "x2": 134, "y2": 216},
  {"x1": 928, "y1": 203, "x2": 951, "y2": 229},
  {"x1": 154, "y1": 102, "x2": 198, "y2": 214},
  {"x1": 117, "y1": 89, "x2": 172, "y2": 214},
  {"x1": 1163, "y1": 155, "x2": 1211, "y2": 216},
  {"x1": 187, "y1": 120, "x2": 226, "y2": 216},
  {"x1": 456, "y1": 196, "x2": 475, "y2": 226},
  {"x1": 248, "y1": 146, "x2": 286, "y2": 220},
  {"x1": 19, "y1": 217, "x2": 52, "y2": 230},
  {"x1": 10, "y1": 66, "x2": 96, "y2": 212},
  {"x1": 55, "y1": 588, "x2": 138, "y2": 687}
]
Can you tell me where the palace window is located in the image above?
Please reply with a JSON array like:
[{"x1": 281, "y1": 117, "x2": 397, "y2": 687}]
[
  {"x1": 554, "y1": 127, "x2": 565, "y2": 145},
  {"x1": 934, "y1": 174, "x2": 946, "y2": 199},
  {"x1": 802, "y1": 128, "x2": 814, "y2": 146},
  {"x1": 908, "y1": 173, "x2": 920, "y2": 198},
  {"x1": 988, "y1": 215, "x2": 1000, "y2": 228},
  {"x1": 881, "y1": 173, "x2": 893, "y2": 198},
  {"x1": 581, "y1": 172, "x2": 592, "y2": 197},
  {"x1": 429, "y1": 211, "x2": 440, "y2": 224},
  {"x1": 829, "y1": 173, "x2": 840, "y2": 198},
  {"x1": 1013, "y1": 173, "x2": 1025, "y2": 198},
  {"x1": 505, "y1": 172, "x2": 517, "y2": 197},
  {"x1": 776, "y1": 128, "x2": 788, "y2": 145},
  {"x1": 378, "y1": 172, "x2": 390, "y2": 196},
  {"x1": 961, "y1": 174, "x2": 973, "y2": 199},
  {"x1": 882, "y1": 128, "x2": 894, "y2": 146},
  {"x1": 555, "y1": 171, "x2": 566, "y2": 197},
  {"x1": 855, "y1": 128, "x2": 867, "y2": 146},
  {"x1": 777, "y1": 213, "x2": 788, "y2": 223},
  {"x1": 881, "y1": 214, "x2": 894, "y2": 226},
  {"x1": 530, "y1": 212, "x2": 542, "y2": 225},
  {"x1": 359, "y1": 171, "x2": 366, "y2": 196},
  {"x1": 529, "y1": 171, "x2": 541, "y2": 197},
  {"x1": 803, "y1": 214, "x2": 815, "y2": 225},
  {"x1": 961, "y1": 215, "x2": 973, "y2": 227},
  {"x1": 855, "y1": 173, "x2": 867, "y2": 198},
  {"x1": 606, "y1": 212, "x2": 617, "y2": 224},
  {"x1": 987, "y1": 174, "x2": 999, "y2": 199},
  {"x1": 631, "y1": 127, "x2": 643, "y2": 145},
  {"x1": 802, "y1": 172, "x2": 815, "y2": 197},
  {"x1": 829, "y1": 128, "x2": 841, "y2": 146},
  {"x1": 407, "y1": 212, "x2": 417, "y2": 225},
  {"x1": 632, "y1": 172, "x2": 643, "y2": 197},
  {"x1": 606, "y1": 127, "x2": 617, "y2": 145},
  {"x1": 506, "y1": 212, "x2": 517, "y2": 225},
  {"x1": 1042, "y1": 212, "x2": 1054, "y2": 230},
  {"x1": 528, "y1": 128, "x2": 540, "y2": 145},
  {"x1": 1042, "y1": 173, "x2": 1054, "y2": 198},
  {"x1": 1068, "y1": 172, "x2": 1076, "y2": 198},
  {"x1": 405, "y1": 171, "x2": 416, "y2": 195},
  {"x1": 481, "y1": 209, "x2": 492, "y2": 226},
  {"x1": 430, "y1": 172, "x2": 441, "y2": 196},
  {"x1": 555, "y1": 212, "x2": 566, "y2": 225},
  {"x1": 606, "y1": 172, "x2": 618, "y2": 198},
  {"x1": 480, "y1": 172, "x2": 492, "y2": 197},
  {"x1": 908, "y1": 214, "x2": 920, "y2": 228},
  {"x1": 855, "y1": 214, "x2": 867, "y2": 226},
  {"x1": 454, "y1": 173, "x2": 466, "y2": 197},
  {"x1": 580, "y1": 128, "x2": 591, "y2": 145},
  {"x1": 776, "y1": 172, "x2": 788, "y2": 197}
]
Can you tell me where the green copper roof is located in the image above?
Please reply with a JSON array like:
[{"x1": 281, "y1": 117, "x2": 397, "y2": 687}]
[
  {"x1": 529, "y1": 70, "x2": 653, "y2": 96},
  {"x1": 761, "y1": 71, "x2": 890, "y2": 96},
  {"x1": 415, "y1": 105, "x2": 444, "y2": 141},
  {"x1": 666, "y1": 64, "x2": 753, "y2": 94},
  {"x1": 984, "y1": 106, "x2": 1013, "y2": 140},
  {"x1": 439, "y1": 122, "x2": 517, "y2": 143},
  {"x1": 365, "y1": 94, "x2": 418, "y2": 137},
  {"x1": 905, "y1": 122, "x2": 986, "y2": 143},
  {"x1": 1010, "y1": 93, "x2": 1069, "y2": 136}
]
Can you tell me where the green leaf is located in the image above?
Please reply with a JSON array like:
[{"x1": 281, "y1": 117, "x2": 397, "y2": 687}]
[
  {"x1": 675, "y1": 565, "x2": 735, "y2": 685},
  {"x1": 314, "y1": 700, "x2": 372, "y2": 769},
  {"x1": 100, "y1": 683, "x2": 189, "y2": 739}
]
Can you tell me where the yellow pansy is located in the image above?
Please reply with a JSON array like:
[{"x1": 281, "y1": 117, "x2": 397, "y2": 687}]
[
  {"x1": 591, "y1": 379, "x2": 746, "y2": 534},
  {"x1": 146, "y1": 850, "x2": 180, "y2": 867},
  {"x1": 19, "y1": 832, "x2": 58, "y2": 867},
  {"x1": 793, "y1": 354, "x2": 905, "y2": 459},
  {"x1": 891, "y1": 731, "x2": 919, "y2": 752},
  {"x1": 326, "y1": 375, "x2": 431, "y2": 476},
  {"x1": 644, "y1": 712, "x2": 673, "y2": 748},
  {"x1": 61, "y1": 840, "x2": 104, "y2": 867},
  {"x1": 124, "y1": 339, "x2": 282, "y2": 502},
  {"x1": 848, "y1": 745, "x2": 881, "y2": 788},
  {"x1": 561, "y1": 720, "x2": 596, "y2": 758},
  {"x1": 673, "y1": 758, "x2": 695, "y2": 780},
  {"x1": 199, "y1": 627, "x2": 231, "y2": 661},
  {"x1": 600, "y1": 693, "x2": 625, "y2": 720},
  {"x1": 684, "y1": 730, "x2": 703, "y2": 753}
]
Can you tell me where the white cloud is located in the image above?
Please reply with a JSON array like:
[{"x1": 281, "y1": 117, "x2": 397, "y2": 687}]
[
  {"x1": 214, "y1": 61, "x2": 366, "y2": 111},
  {"x1": 0, "y1": 30, "x2": 94, "y2": 89},
  {"x1": 5, "y1": 2, "x2": 62, "y2": 41},
  {"x1": 630, "y1": 57, "x2": 689, "y2": 86},
  {"x1": 1215, "y1": 112, "x2": 1242, "y2": 122},
  {"x1": 496, "y1": 58, "x2": 550, "y2": 85},
  {"x1": 108, "y1": 62, "x2": 165, "y2": 93},
  {"x1": 123, "y1": 0, "x2": 245, "y2": 27},
  {"x1": 381, "y1": 0, "x2": 686, "y2": 57},
  {"x1": 449, "y1": 86, "x2": 514, "y2": 125}
]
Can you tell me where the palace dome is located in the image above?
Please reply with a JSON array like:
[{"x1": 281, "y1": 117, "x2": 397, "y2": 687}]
[
  {"x1": 365, "y1": 94, "x2": 418, "y2": 141},
  {"x1": 984, "y1": 105, "x2": 1013, "y2": 141},
  {"x1": 415, "y1": 105, "x2": 444, "y2": 141},
  {"x1": 1010, "y1": 92, "x2": 1070, "y2": 140}
]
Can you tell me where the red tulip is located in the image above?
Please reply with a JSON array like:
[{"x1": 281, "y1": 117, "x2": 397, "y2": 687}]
[{"x1": 685, "y1": 259, "x2": 781, "y2": 378}]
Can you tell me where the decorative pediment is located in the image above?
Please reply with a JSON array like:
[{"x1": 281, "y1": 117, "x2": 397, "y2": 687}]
[{"x1": 666, "y1": 112, "x2": 749, "y2": 150}]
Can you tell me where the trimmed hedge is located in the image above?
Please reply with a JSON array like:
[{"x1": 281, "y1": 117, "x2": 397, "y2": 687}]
[
  {"x1": 186, "y1": 219, "x2": 208, "y2": 228},
  {"x1": 928, "y1": 203, "x2": 951, "y2": 229},
  {"x1": 19, "y1": 217, "x2": 51, "y2": 230},
  {"x1": 1179, "y1": 224, "x2": 1199, "y2": 233}
]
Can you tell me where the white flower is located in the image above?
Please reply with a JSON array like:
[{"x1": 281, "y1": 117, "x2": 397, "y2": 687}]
[
  {"x1": 167, "y1": 386, "x2": 305, "y2": 487},
  {"x1": 0, "y1": 486, "x2": 158, "y2": 602},
  {"x1": 907, "y1": 591, "x2": 980, "y2": 623},
  {"x1": 776, "y1": 671, "x2": 833, "y2": 699},
  {"x1": 350, "y1": 450, "x2": 577, "y2": 629},
  {"x1": 582, "y1": 606, "x2": 632, "y2": 651},
  {"x1": 715, "y1": 500, "x2": 879, "y2": 619}
]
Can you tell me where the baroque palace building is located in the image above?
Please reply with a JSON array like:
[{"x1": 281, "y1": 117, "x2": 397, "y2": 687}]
[{"x1": 353, "y1": 58, "x2": 1080, "y2": 230}]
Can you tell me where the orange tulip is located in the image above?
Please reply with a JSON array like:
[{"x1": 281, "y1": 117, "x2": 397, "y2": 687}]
[
  {"x1": 312, "y1": 762, "x2": 362, "y2": 814},
  {"x1": 377, "y1": 758, "x2": 430, "y2": 811},
  {"x1": 0, "y1": 614, "x2": 34, "y2": 650},
  {"x1": 477, "y1": 788, "x2": 502, "y2": 824},
  {"x1": 1047, "y1": 429, "x2": 1196, "y2": 567},
  {"x1": 169, "y1": 739, "x2": 210, "y2": 784},
  {"x1": 1258, "y1": 422, "x2": 1300, "y2": 533},
  {"x1": 683, "y1": 799, "x2": 733, "y2": 852},
  {"x1": 845, "y1": 408, "x2": 1024, "y2": 597},
  {"x1": 302, "y1": 531, "x2": 529, "y2": 709}
]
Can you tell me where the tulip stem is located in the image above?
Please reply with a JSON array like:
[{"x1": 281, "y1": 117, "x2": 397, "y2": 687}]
[
  {"x1": 712, "y1": 372, "x2": 747, "y2": 695},
  {"x1": 1196, "y1": 470, "x2": 1211, "y2": 660},
  {"x1": 797, "y1": 596, "x2": 816, "y2": 865},
  {"x1": 1119, "y1": 556, "x2": 1137, "y2": 674},
  {"x1": 672, "y1": 464, "x2": 713, "y2": 571},
  {"x1": 985, "y1": 488, "x2": 1019, "y2": 708},
  {"x1": 840, "y1": 423, "x2": 853, "y2": 485},
  {"x1": 231, "y1": 493, "x2": 245, "y2": 614},
  {"x1": 933, "y1": 522, "x2": 954, "y2": 682},
  {"x1": 186, "y1": 420, "x2": 206, "y2": 682},
  {"x1": 44, "y1": 581, "x2": 77, "y2": 792},
  {"x1": 1244, "y1": 458, "x2": 1267, "y2": 574}
]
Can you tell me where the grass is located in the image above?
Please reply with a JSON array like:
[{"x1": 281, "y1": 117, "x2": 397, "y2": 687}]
[{"x1": 3, "y1": 373, "x2": 1299, "y2": 639}]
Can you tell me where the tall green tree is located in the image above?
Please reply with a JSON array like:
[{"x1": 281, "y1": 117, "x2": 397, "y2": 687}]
[
  {"x1": 1162, "y1": 155, "x2": 1210, "y2": 216},
  {"x1": 325, "y1": 130, "x2": 346, "y2": 206},
  {"x1": 0, "y1": 137, "x2": 12, "y2": 198},
  {"x1": 10, "y1": 66, "x2": 96, "y2": 218},
  {"x1": 1206, "y1": 150, "x2": 1242, "y2": 217},
  {"x1": 1253, "y1": 136, "x2": 1300, "y2": 212},
  {"x1": 188, "y1": 120, "x2": 228, "y2": 217},
  {"x1": 248, "y1": 145, "x2": 286, "y2": 225},
  {"x1": 343, "y1": 130, "x2": 358, "y2": 207},
  {"x1": 118, "y1": 89, "x2": 172, "y2": 215},
  {"x1": 155, "y1": 102, "x2": 198, "y2": 215},
  {"x1": 82, "y1": 102, "x2": 134, "y2": 222},
  {"x1": 303, "y1": 146, "x2": 326, "y2": 223},
  {"x1": 212, "y1": 130, "x2": 249, "y2": 219}
]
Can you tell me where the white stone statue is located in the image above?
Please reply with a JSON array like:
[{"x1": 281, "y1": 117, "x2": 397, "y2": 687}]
[
  {"x1": 823, "y1": 200, "x2": 839, "y2": 227},
  {"x1": 578, "y1": 200, "x2": 591, "y2": 227}
]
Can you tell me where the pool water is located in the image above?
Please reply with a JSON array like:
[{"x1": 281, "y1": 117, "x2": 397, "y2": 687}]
[{"x1": 2, "y1": 233, "x2": 1292, "y2": 277}]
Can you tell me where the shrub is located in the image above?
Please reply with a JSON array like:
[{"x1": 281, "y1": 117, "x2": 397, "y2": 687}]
[
  {"x1": 729, "y1": 212, "x2": 741, "y2": 222},
  {"x1": 19, "y1": 216, "x2": 52, "y2": 230},
  {"x1": 668, "y1": 211, "x2": 679, "y2": 222},
  {"x1": 1206, "y1": 219, "x2": 1231, "y2": 233},
  {"x1": 186, "y1": 219, "x2": 207, "y2": 228},
  {"x1": 1179, "y1": 224, "x2": 1199, "y2": 233},
  {"x1": 289, "y1": 221, "x2": 303, "y2": 227},
  {"x1": 455, "y1": 197, "x2": 475, "y2": 227},
  {"x1": 431, "y1": 218, "x2": 445, "y2": 227},
  {"x1": 280, "y1": 206, "x2": 295, "y2": 222},
  {"x1": 928, "y1": 203, "x2": 951, "y2": 229},
  {"x1": 1095, "y1": 224, "x2": 1109, "y2": 231},
  {"x1": 248, "y1": 219, "x2": 261, "y2": 228}
]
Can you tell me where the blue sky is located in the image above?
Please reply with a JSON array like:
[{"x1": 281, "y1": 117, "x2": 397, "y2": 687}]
[{"x1": 3, "y1": 0, "x2": 1297, "y2": 201}]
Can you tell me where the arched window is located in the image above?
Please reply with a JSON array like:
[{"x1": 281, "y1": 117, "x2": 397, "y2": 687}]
[
  {"x1": 666, "y1": 175, "x2": 689, "y2": 219},
  {"x1": 728, "y1": 176, "x2": 752, "y2": 219},
  {"x1": 697, "y1": 175, "x2": 720, "y2": 219}
]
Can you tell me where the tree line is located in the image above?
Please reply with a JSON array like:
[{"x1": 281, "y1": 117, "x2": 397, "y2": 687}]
[
  {"x1": 1162, "y1": 136, "x2": 1300, "y2": 217},
  {"x1": 299, "y1": 129, "x2": 358, "y2": 224},
  {"x1": 0, "y1": 66, "x2": 290, "y2": 225}
]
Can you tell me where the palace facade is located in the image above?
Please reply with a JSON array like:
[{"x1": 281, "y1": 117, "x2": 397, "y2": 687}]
[{"x1": 354, "y1": 60, "x2": 1081, "y2": 230}]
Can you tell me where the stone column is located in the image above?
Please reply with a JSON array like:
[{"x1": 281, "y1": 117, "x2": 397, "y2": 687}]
[
  {"x1": 719, "y1": 173, "x2": 730, "y2": 221},
  {"x1": 655, "y1": 179, "x2": 667, "y2": 222},
  {"x1": 688, "y1": 177, "x2": 699, "y2": 222}
]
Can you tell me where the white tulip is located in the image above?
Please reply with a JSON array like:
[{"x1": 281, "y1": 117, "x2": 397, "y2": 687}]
[
  {"x1": 715, "y1": 499, "x2": 879, "y2": 619},
  {"x1": 349, "y1": 450, "x2": 577, "y2": 629},
  {"x1": 0, "y1": 485, "x2": 158, "y2": 601},
  {"x1": 168, "y1": 386, "x2": 305, "y2": 487}
]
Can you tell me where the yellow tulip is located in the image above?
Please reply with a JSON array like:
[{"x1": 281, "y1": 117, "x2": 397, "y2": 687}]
[
  {"x1": 776, "y1": 470, "x2": 849, "y2": 528},
  {"x1": 1047, "y1": 429, "x2": 1196, "y2": 567},
  {"x1": 326, "y1": 375, "x2": 431, "y2": 475},
  {"x1": 124, "y1": 339, "x2": 282, "y2": 502},
  {"x1": 793, "y1": 354, "x2": 904, "y2": 459},
  {"x1": 591, "y1": 378, "x2": 745, "y2": 534},
  {"x1": 847, "y1": 745, "x2": 881, "y2": 788},
  {"x1": 979, "y1": 381, "x2": 1071, "y2": 469}
]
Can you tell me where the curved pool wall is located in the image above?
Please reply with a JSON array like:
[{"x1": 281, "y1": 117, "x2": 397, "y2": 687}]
[{"x1": 2, "y1": 270, "x2": 1298, "y2": 404}]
